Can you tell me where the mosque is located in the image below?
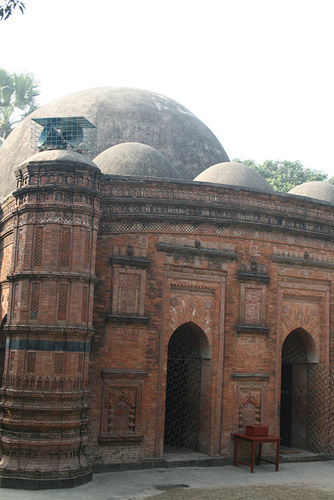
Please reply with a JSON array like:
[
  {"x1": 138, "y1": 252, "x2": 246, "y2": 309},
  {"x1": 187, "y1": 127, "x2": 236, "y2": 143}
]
[{"x1": 0, "y1": 87, "x2": 333, "y2": 488}]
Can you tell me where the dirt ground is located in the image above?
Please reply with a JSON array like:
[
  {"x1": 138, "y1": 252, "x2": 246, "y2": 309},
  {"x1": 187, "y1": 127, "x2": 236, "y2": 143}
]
[{"x1": 147, "y1": 483, "x2": 334, "y2": 500}]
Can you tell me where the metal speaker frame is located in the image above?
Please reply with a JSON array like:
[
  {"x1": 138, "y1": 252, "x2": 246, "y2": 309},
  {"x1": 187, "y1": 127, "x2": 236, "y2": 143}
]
[
  {"x1": 61, "y1": 120, "x2": 84, "y2": 147},
  {"x1": 37, "y1": 124, "x2": 66, "y2": 149},
  {"x1": 31, "y1": 116, "x2": 97, "y2": 156}
]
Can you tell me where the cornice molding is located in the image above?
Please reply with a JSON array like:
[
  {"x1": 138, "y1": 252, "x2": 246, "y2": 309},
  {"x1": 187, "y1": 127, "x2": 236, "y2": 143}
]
[
  {"x1": 110, "y1": 255, "x2": 150, "y2": 268},
  {"x1": 157, "y1": 242, "x2": 237, "y2": 261},
  {"x1": 101, "y1": 369, "x2": 148, "y2": 379},
  {"x1": 272, "y1": 254, "x2": 334, "y2": 270},
  {"x1": 235, "y1": 324, "x2": 270, "y2": 334},
  {"x1": 238, "y1": 271, "x2": 270, "y2": 283},
  {"x1": 232, "y1": 373, "x2": 270, "y2": 380},
  {"x1": 106, "y1": 314, "x2": 149, "y2": 325}
]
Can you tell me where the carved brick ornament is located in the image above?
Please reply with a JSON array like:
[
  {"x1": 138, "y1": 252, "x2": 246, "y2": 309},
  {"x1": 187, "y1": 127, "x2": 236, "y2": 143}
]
[{"x1": 99, "y1": 370, "x2": 147, "y2": 444}]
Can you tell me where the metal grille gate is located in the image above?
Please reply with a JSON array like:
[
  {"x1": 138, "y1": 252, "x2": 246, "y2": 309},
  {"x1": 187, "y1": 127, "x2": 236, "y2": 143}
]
[
  {"x1": 281, "y1": 330, "x2": 334, "y2": 455},
  {"x1": 308, "y1": 365, "x2": 334, "y2": 454},
  {"x1": 164, "y1": 324, "x2": 202, "y2": 453}
]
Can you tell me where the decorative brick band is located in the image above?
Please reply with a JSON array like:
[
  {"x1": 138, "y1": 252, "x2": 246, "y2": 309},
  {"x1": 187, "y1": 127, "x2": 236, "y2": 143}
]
[
  {"x1": 7, "y1": 272, "x2": 98, "y2": 283},
  {"x1": 5, "y1": 339, "x2": 90, "y2": 352},
  {"x1": 98, "y1": 435, "x2": 144, "y2": 445}
]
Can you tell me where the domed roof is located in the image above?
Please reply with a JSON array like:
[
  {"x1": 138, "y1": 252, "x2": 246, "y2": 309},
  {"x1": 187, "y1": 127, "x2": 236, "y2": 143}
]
[
  {"x1": 94, "y1": 142, "x2": 180, "y2": 179},
  {"x1": 18, "y1": 149, "x2": 98, "y2": 169},
  {"x1": 193, "y1": 161, "x2": 274, "y2": 193},
  {"x1": 289, "y1": 181, "x2": 334, "y2": 205},
  {"x1": 0, "y1": 87, "x2": 229, "y2": 200}
]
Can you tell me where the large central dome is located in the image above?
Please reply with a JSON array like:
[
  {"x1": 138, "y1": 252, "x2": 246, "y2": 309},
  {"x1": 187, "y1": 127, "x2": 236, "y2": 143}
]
[{"x1": 0, "y1": 87, "x2": 229, "y2": 200}]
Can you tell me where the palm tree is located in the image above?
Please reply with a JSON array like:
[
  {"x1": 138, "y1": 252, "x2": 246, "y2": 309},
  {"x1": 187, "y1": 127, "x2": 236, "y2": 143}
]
[
  {"x1": 0, "y1": 1, "x2": 25, "y2": 22},
  {"x1": 0, "y1": 68, "x2": 39, "y2": 143}
]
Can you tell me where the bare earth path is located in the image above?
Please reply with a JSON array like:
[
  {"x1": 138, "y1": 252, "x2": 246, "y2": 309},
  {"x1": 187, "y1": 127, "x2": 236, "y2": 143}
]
[
  {"x1": 1, "y1": 460, "x2": 334, "y2": 500},
  {"x1": 147, "y1": 483, "x2": 334, "y2": 500}
]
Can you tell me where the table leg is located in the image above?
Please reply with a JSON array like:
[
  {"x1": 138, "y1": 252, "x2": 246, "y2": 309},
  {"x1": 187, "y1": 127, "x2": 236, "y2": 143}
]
[
  {"x1": 258, "y1": 442, "x2": 262, "y2": 465},
  {"x1": 275, "y1": 440, "x2": 280, "y2": 471},
  {"x1": 251, "y1": 440, "x2": 255, "y2": 473},
  {"x1": 233, "y1": 436, "x2": 238, "y2": 466}
]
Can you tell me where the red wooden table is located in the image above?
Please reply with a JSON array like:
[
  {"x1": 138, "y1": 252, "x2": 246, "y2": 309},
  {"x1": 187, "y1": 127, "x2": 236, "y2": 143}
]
[{"x1": 233, "y1": 433, "x2": 281, "y2": 473}]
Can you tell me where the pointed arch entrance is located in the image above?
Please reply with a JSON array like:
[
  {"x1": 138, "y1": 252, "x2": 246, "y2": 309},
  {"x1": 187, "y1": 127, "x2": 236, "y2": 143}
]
[
  {"x1": 280, "y1": 328, "x2": 318, "y2": 449},
  {"x1": 164, "y1": 322, "x2": 210, "y2": 453}
]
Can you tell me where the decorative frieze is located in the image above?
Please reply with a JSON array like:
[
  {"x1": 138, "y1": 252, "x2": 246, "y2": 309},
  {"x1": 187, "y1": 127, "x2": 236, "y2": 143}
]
[
  {"x1": 16, "y1": 211, "x2": 93, "y2": 228},
  {"x1": 101, "y1": 181, "x2": 334, "y2": 234},
  {"x1": 100, "y1": 221, "x2": 334, "y2": 251},
  {"x1": 101, "y1": 182, "x2": 332, "y2": 220}
]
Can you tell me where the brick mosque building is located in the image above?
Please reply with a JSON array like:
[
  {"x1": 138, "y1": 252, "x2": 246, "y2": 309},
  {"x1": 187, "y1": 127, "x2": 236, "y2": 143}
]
[{"x1": 0, "y1": 88, "x2": 333, "y2": 488}]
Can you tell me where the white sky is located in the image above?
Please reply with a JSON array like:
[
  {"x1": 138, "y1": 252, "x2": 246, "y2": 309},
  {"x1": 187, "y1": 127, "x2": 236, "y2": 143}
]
[{"x1": 1, "y1": 0, "x2": 334, "y2": 177}]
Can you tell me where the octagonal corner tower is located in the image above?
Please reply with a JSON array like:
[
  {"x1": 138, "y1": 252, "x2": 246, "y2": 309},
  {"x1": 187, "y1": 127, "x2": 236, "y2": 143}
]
[{"x1": 0, "y1": 87, "x2": 229, "y2": 200}]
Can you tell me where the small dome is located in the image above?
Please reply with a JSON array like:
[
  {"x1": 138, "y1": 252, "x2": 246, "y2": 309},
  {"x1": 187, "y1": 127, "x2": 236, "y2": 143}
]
[
  {"x1": 18, "y1": 149, "x2": 99, "y2": 170},
  {"x1": 94, "y1": 142, "x2": 181, "y2": 179},
  {"x1": 193, "y1": 161, "x2": 274, "y2": 193},
  {"x1": 289, "y1": 181, "x2": 334, "y2": 205}
]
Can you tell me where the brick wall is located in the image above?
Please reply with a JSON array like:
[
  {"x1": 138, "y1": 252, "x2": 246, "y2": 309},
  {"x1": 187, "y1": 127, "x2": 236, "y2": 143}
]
[{"x1": 1, "y1": 171, "x2": 334, "y2": 479}]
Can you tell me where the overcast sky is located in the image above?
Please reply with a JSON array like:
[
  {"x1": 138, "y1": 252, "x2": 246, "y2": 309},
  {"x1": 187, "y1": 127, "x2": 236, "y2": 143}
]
[{"x1": 1, "y1": 0, "x2": 333, "y2": 177}]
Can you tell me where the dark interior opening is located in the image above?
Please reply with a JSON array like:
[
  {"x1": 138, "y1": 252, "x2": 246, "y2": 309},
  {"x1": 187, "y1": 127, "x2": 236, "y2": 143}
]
[
  {"x1": 164, "y1": 324, "x2": 202, "y2": 452},
  {"x1": 281, "y1": 329, "x2": 309, "y2": 449}
]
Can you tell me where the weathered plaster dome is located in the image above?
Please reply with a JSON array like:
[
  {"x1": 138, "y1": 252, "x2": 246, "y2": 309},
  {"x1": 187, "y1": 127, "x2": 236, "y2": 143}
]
[
  {"x1": 193, "y1": 161, "x2": 274, "y2": 193},
  {"x1": 0, "y1": 87, "x2": 229, "y2": 200},
  {"x1": 94, "y1": 142, "x2": 180, "y2": 179},
  {"x1": 289, "y1": 181, "x2": 334, "y2": 205},
  {"x1": 18, "y1": 149, "x2": 99, "y2": 170}
]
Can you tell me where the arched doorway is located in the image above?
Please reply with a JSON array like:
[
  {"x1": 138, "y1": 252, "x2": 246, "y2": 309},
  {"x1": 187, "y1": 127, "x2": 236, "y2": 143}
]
[
  {"x1": 164, "y1": 323, "x2": 209, "y2": 453},
  {"x1": 280, "y1": 328, "x2": 318, "y2": 449}
]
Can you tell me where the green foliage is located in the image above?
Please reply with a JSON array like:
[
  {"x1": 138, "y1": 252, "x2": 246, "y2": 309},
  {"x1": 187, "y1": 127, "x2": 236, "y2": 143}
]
[
  {"x1": 0, "y1": 0, "x2": 25, "y2": 21},
  {"x1": 328, "y1": 177, "x2": 334, "y2": 185},
  {"x1": 234, "y1": 159, "x2": 328, "y2": 192},
  {"x1": 0, "y1": 69, "x2": 39, "y2": 143}
]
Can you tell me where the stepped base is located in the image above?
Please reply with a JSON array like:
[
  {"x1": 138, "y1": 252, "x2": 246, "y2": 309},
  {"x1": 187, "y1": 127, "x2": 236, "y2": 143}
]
[{"x1": 0, "y1": 470, "x2": 92, "y2": 490}]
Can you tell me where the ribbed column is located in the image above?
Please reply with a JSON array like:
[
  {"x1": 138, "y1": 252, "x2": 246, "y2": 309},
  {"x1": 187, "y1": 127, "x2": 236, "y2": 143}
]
[{"x1": 0, "y1": 151, "x2": 102, "y2": 489}]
